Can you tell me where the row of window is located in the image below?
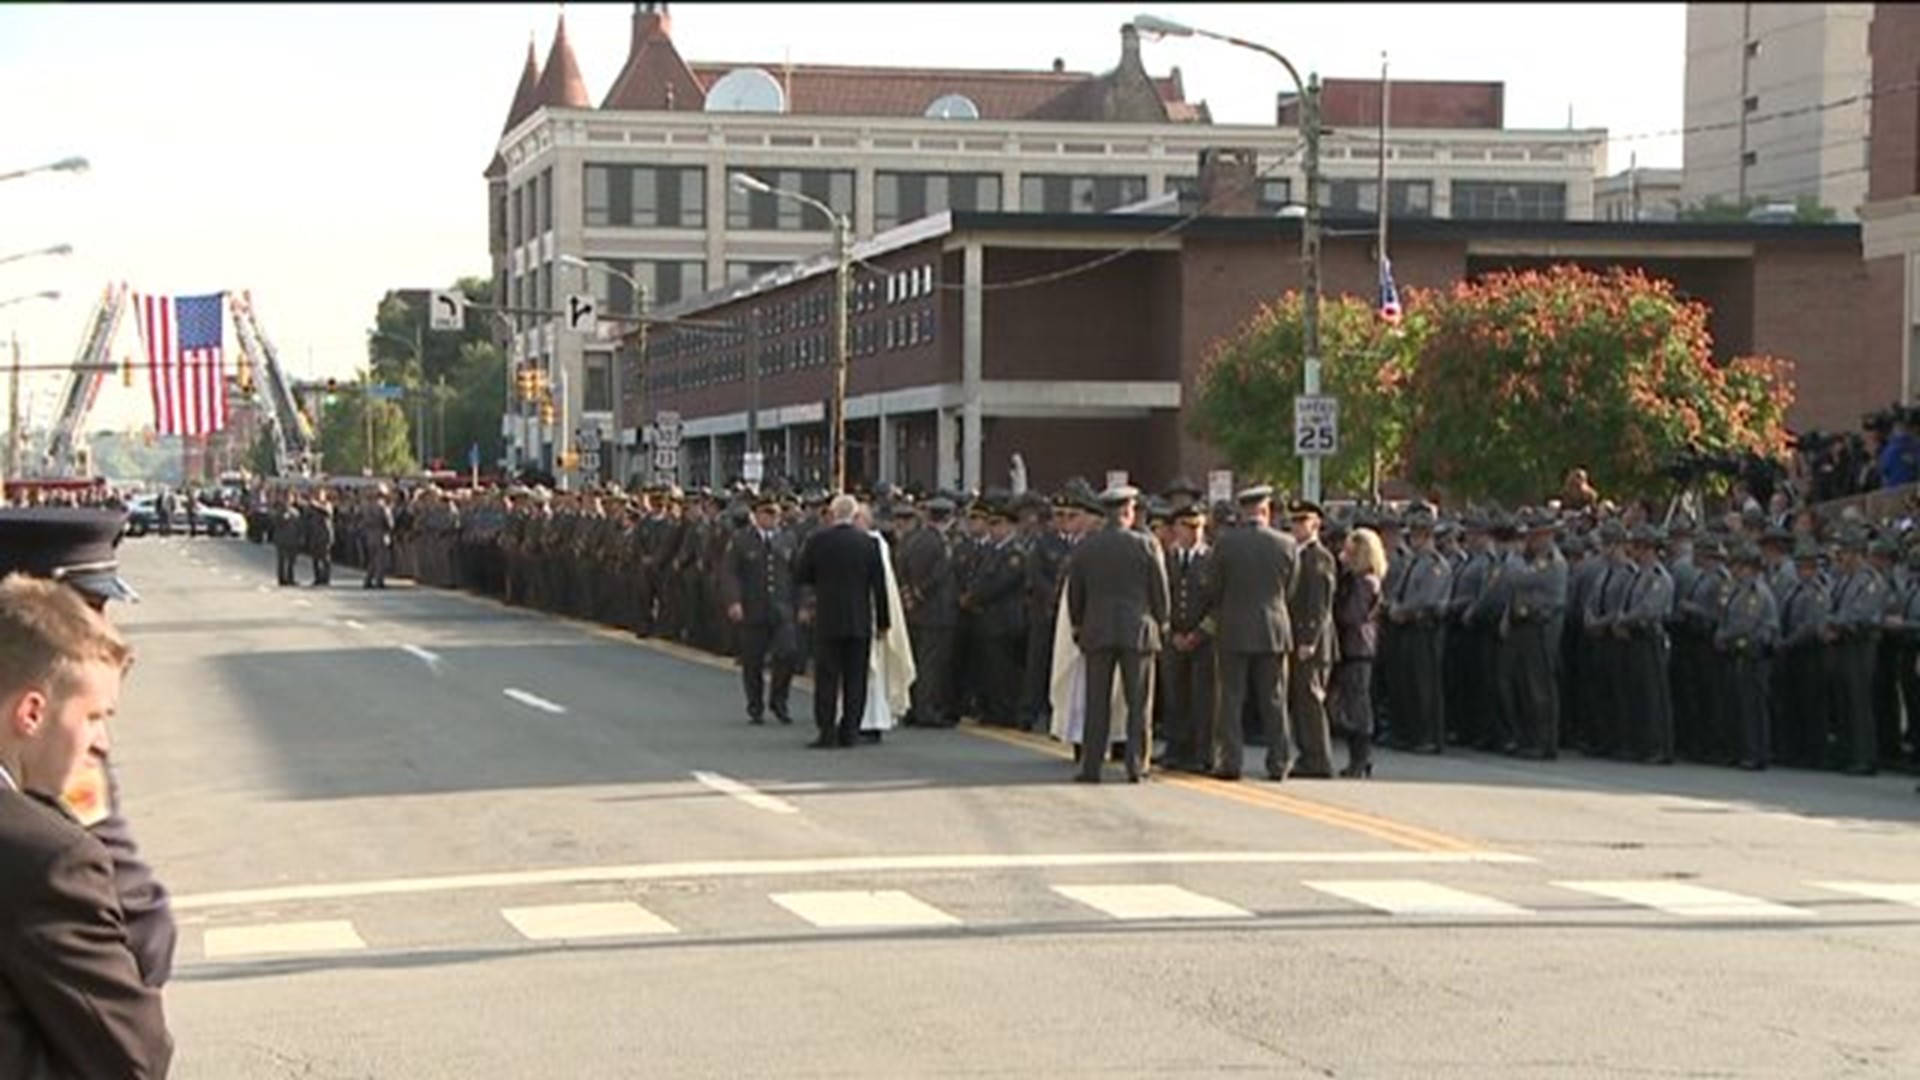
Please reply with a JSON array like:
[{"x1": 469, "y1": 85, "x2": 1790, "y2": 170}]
[{"x1": 646, "y1": 305, "x2": 937, "y2": 396}]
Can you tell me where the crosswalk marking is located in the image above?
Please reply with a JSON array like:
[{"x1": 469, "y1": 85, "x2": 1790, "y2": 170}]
[
  {"x1": 1810, "y1": 882, "x2": 1920, "y2": 908},
  {"x1": 1556, "y1": 880, "x2": 1816, "y2": 920},
  {"x1": 770, "y1": 890, "x2": 961, "y2": 929},
  {"x1": 1052, "y1": 884, "x2": 1252, "y2": 921},
  {"x1": 1305, "y1": 879, "x2": 1531, "y2": 917},
  {"x1": 203, "y1": 920, "x2": 367, "y2": 960},
  {"x1": 501, "y1": 901, "x2": 678, "y2": 941}
]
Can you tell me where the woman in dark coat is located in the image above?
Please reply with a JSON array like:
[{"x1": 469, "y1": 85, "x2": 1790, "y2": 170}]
[{"x1": 1330, "y1": 526, "x2": 1386, "y2": 777}]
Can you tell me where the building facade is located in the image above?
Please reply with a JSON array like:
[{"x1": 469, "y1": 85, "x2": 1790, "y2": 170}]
[
  {"x1": 1682, "y1": 2, "x2": 1873, "y2": 218},
  {"x1": 1860, "y1": 3, "x2": 1920, "y2": 405},
  {"x1": 486, "y1": 4, "x2": 1609, "y2": 482},
  {"x1": 1596, "y1": 166, "x2": 1686, "y2": 222}
]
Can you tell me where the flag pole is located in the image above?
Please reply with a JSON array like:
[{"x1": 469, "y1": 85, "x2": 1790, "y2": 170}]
[{"x1": 1377, "y1": 51, "x2": 1390, "y2": 262}]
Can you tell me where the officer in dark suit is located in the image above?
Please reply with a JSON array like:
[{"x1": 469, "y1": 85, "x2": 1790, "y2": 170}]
[
  {"x1": 1022, "y1": 495, "x2": 1076, "y2": 731},
  {"x1": 896, "y1": 497, "x2": 959, "y2": 727},
  {"x1": 963, "y1": 498, "x2": 1029, "y2": 728},
  {"x1": 1287, "y1": 499, "x2": 1339, "y2": 777},
  {"x1": 793, "y1": 494, "x2": 891, "y2": 748},
  {"x1": 0, "y1": 509, "x2": 176, "y2": 991},
  {"x1": 1202, "y1": 484, "x2": 1299, "y2": 781},
  {"x1": 1066, "y1": 485, "x2": 1170, "y2": 783},
  {"x1": 0, "y1": 576, "x2": 172, "y2": 1079},
  {"x1": 304, "y1": 489, "x2": 336, "y2": 586},
  {"x1": 1385, "y1": 505, "x2": 1452, "y2": 754},
  {"x1": 361, "y1": 486, "x2": 396, "y2": 589},
  {"x1": 1159, "y1": 503, "x2": 1214, "y2": 773},
  {"x1": 273, "y1": 492, "x2": 304, "y2": 586},
  {"x1": 723, "y1": 494, "x2": 798, "y2": 725}
]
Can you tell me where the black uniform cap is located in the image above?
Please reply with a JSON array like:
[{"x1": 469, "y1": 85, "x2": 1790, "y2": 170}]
[{"x1": 0, "y1": 509, "x2": 139, "y2": 603}]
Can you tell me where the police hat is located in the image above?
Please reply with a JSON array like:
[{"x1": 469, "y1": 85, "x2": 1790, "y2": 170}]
[
  {"x1": 1099, "y1": 483, "x2": 1142, "y2": 507},
  {"x1": 1793, "y1": 538, "x2": 1824, "y2": 563},
  {"x1": 0, "y1": 509, "x2": 139, "y2": 604},
  {"x1": 925, "y1": 496, "x2": 956, "y2": 517},
  {"x1": 1146, "y1": 497, "x2": 1173, "y2": 524},
  {"x1": 1235, "y1": 484, "x2": 1274, "y2": 507},
  {"x1": 890, "y1": 498, "x2": 919, "y2": 518},
  {"x1": 1287, "y1": 498, "x2": 1324, "y2": 520},
  {"x1": 752, "y1": 492, "x2": 782, "y2": 512},
  {"x1": 1163, "y1": 476, "x2": 1204, "y2": 501},
  {"x1": 1730, "y1": 541, "x2": 1764, "y2": 566},
  {"x1": 1172, "y1": 503, "x2": 1206, "y2": 525}
]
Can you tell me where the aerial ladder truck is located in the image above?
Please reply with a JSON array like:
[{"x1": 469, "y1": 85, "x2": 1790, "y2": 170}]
[
  {"x1": 229, "y1": 291, "x2": 317, "y2": 477},
  {"x1": 43, "y1": 283, "x2": 128, "y2": 477}
]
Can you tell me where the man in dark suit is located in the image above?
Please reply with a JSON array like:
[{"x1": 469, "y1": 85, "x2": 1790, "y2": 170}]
[
  {"x1": 794, "y1": 494, "x2": 891, "y2": 748},
  {"x1": 1287, "y1": 499, "x2": 1340, "y2": 777},
  {"x1": 895, "y1": 497, "x2": 958, "y2": 727},
  {"x1": 0, "y1": 574, "x2": 173, "y2": 1079},
  {"x1": 1203, "y1": 485, "x2": 1299, "y2": 781},
  {"x1": 1067, "y1": 486, "x2": 1170, "y2": 782},
  {"x1": 723, "y1": 494, "x2": 798, "y2": 725},
  {"x1": 361, "y1": 486, "x2": 396, "y2": 589},
  {"x1": 1159, "y1": 504, "x2": 1214, "y2": 773}
]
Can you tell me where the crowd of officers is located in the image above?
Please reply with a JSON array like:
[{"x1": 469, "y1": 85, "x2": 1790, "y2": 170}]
[{"x1": 249, "y1": 474, "x2": 1920, "y2": 784}]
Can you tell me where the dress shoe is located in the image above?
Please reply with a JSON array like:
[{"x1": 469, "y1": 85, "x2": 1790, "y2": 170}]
[
  {"x1": 807, "y1": 736, "x2": 838, "y2": 749},
  {"x1": 1125, "y1": 769, "x2": 1145, "y2": 784},
  {"x1": 1266, "y1": 765, "x2": 1292, "y2": 783},
  {"x1": 748, "y1": 714, "x2": 766, "y2": 726},
  {"x1": 837, "y1": 733, "x2": 859, "y2": 748},
  {"x1": 1512, "y1": 747, "x2": 1551, "y2": 761},
  {"x1": 773, "y1": 709, "x2": 793, "y2": 726},
  {"x1": 1290, "y1": 767, "x2": 1335, "y2": 780},
  {"x1": 1408, "y1": 743, "x2": 1442, "y2": 755},
  {"x1": 1073, "y1": 773, "x2": 1101, "y2": 784},
  {"x1": 1338, "y1": 762, "x2": 1374, "y2": 779},
  {"x1": 1737, "y1": 759, "x2": 1767, "y2": 771},
  {"x1": 1211, "y1": 770, "x2": 1242, "y2": 782}
]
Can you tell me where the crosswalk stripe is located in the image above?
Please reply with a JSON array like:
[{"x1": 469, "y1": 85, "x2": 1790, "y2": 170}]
[
  {"x1": 1556, "y1": 880, "x2": 1816, "y2": 920},
  {"x1": 1305, "y1": 879, "x2": 1532, "y2": 917},
  {"x1": 770, "y1": 890, "x2": 961, "y2": 929},
  {"x1": 203, "y1": 920, "x2": 366, "y2": 960},
  {"x1": 1810, "y1": 882, "x2": 1920, "y2": 908},
  {"x1": 501, "y1": 901, "x2": 678, "y2": 941},
  {"x1": 1052, "y1": 884, "x2": 1252, "y2": 921}
]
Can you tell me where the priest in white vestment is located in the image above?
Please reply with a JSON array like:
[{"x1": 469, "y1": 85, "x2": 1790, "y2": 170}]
[{"x1": 858, "y1": 508, "x2": 916, "y2": 733}]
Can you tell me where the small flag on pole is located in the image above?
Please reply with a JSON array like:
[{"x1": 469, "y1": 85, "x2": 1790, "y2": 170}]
[{"x1": 1377, "y1": 255, "x2": 1403, "y2": 325}]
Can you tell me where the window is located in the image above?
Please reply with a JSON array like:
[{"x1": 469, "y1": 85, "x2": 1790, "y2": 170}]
[
  {"x1": 726, "y1": 260, "x2": 787, "y2": 285},
  {"x1": 1450, "y1": 180, "x2": 1566, "y2": 221},
  {"x1": 1326, "y1": 179, "x2": 1434, "y2": 218},
  {"x1": 538, "y1": 167, "x2": 553, "y2": 233},
  {"x1": 1743, "y1": 95, "x2": 1760, "y2": 114},
  {"x1": 1744, "y1": 39, "x2": 1761, "y2": 58},
  {"x1": 1166, "y1": 176, "x2": 1294, "y2": 214},
  {"x1": 1020, "y1": 173, "x2": 1148, "y2": 214},
  {"x1": 1741, "y1": 149, "x2": 1759, "y2": 168},
  {"x1": 584, "y1": 353, "x2": 613, "y2": 413},
  {"x1": 874, "y1": 172, "x2": 1003, "y2": 229},
  {"x1": 727, "y1": 168, "x2": 855, "y2": 230},
  {"x1": 583, "y1": 165, "x2": 707, "y2": 228}
]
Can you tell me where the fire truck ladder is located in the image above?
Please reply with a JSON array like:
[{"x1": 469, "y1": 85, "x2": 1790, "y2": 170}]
[
  {"x1": 229, "y1": 292, "x2": 315, "y2": 477},
  {"x1": 43, "y1": 283, "x2": 127, "y2": 477}
]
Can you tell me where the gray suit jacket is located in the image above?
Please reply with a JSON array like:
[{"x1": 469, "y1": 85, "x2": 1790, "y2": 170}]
[
  {"x1": 1204, "y1": 522, "x2": 1299, "y2": 654},
  {"x1": 1067, "y1": 522, "x2": 1170, "y2": 653}
]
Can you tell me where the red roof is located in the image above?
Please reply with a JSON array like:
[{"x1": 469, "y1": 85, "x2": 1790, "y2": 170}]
[
  {"x1": 533, "y1": 13, "x2": 591, "y2": 110},
  {"x1": 486, "y1": 40, "x2": 544, "y2": 180},
  {"x1": 681, "y1": 62, "x2": 1192, "y2": 121},
  {"x1": 602, "y1": 7, "x2": 706, "y2": 111}
]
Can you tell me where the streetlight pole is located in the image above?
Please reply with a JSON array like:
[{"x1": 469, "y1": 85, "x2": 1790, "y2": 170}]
[
  {"x1": 0, "y1": 243, "x2": 73, "y2": 269},
  {"x1": 1134, "y1": 14, "x2": 1323, "y2": 503},
  {"x1": 0, "y1": 292, "x2": 60, "y2": 500},
  {"x1": 732, "y1": 173, "x2": 852, "y2": 493},
  {"x1": 0, "y1": 155, "x2": 88, "y2": 185}
]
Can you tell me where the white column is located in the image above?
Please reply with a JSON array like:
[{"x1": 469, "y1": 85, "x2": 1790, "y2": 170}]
[
  {"x1": 708, "y1": 433, "x2": 722, "y2": 490},
  {"x1": 877, "y1": 411, "x2": 897, "y2": 487},
  {"x1": 936, "y1": 408, "x2": 960, "y2": 492},
  {"x1": 961, "y1": 242, "x2": 984, "y2": 491},
  {"x1": 784, "y1": 425, "x2": 797, "y2": 486}
]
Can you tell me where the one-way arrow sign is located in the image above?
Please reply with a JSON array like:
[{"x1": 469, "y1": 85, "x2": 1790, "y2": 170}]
[
  {"x1": 428, "y1": 289, "x2": 465, "y2": 332},
  {"x1": 565, "y1": 293, "x2": 597, "y2": 335}
]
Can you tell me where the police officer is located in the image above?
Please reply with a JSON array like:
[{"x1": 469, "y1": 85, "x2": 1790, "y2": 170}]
[
  {"x1": 361, "y1": 486, "x2": 396, "y2": 589},
  {"x1": 896, "y1": 496, "x2": 959, "y2": 727},
  {"x1": 1716, "y1": 542, "x2": 1779, "y2": 770},
  {"x1": 1287, "y1": 499, "x2": 1339, "y2": 777},
  {"x1": 1618, "y1": 525, "x2": 1676, "y2": 764},
  {"x1": 1777, "y1": 538, "x2": 1832, "y2": 768},
  {"x1": 723, "y1": 494, "x2": 798, "y2": 725},
  {"x1": 1385, "y1": 504, "x2": 1451, "y2": 754},
  {"x1": 1826, "y1": 529, "x2": 1886, "y2": 775},
  {"x1": 1159, "y1": 503, "x2": 1214, "y2": 773}
]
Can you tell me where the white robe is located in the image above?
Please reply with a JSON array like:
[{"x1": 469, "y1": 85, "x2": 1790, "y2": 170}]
[
  {"x1": 1046, "y1": 586, "x2": 1142, "y2": 747},
  {"x1": 861, "y1": 531, "x2": 917, "y2": 732}
]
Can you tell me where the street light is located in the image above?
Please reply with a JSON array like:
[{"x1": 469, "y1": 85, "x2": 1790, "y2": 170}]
[
  {"x1": 1134, "y1": 13, "x2": 1325, "y2": 503},
  {"x1": 0, "y1": 243, "x2": 73, "y2": 269},
  {"x1": 0, "y1": 290, "x2": 61, "y2": 309},
  {"x1": 731, "y1": 171, "x2": 852, "y2": 493},
  {"x1": 558, "y1": 254, "x2": 650, "y2": 484},
  {"x1": 0, "y1": 156, "x2": 89, "y2": 184}
]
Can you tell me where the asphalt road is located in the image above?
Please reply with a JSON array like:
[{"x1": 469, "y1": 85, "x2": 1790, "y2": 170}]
[{"x1": 103, "y1": 534, "x2": 1920, "y2": 1079}]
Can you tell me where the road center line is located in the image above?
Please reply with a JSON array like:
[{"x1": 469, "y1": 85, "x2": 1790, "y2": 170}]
[
  {"x1": 400, "y1": 645, "x2": 441, "y2": 665},
  {"x1": 503, "y1": 688, "x2": 567, "y2": 714},
  {"x1": 692, "y1": 770, "x2": 801, "y2": 815},
  {"x1": 343, "y1": 619, "x2": 367, "y2": 630},
  {"x1": 171, "y1": 849, "x2": 1536, "y2": 911}
]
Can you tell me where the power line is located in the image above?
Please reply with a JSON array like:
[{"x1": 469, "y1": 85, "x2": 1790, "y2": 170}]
[{"x1": 1608, "y1": 77, "x2": 1917, "y2": 147}]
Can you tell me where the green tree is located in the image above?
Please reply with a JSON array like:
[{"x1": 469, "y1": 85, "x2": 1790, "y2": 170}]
[
  {"x1": 438, "y1": 339, "x2": 507, "y2": 472},
  {"x1": 1679, "y1": 194, "x2": 1837, "y2": 224},
  {"x1": 1191, "y1": 292, "x2": 1428, "y2": 498},
  {"x1": 316, "y1": 385, "x2": 415, "y2": 476},
  {"x1": 367, "y1": 275, "x2": 498, "y2": 386},
  {"x1": 366, "y1": 275, "x2": 505, "y2": 472},
  {"x1": 1400, "y1": 266, "x2": 1795, "y2": 503}
]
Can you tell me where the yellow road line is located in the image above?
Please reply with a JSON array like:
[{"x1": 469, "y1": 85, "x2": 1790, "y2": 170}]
[{"x1": 963, "y1": 724, "x2": 1485, "y2": 854}]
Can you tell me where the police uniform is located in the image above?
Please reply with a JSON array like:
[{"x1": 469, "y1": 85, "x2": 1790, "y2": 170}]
[{"x1": 722, "y1": 495, "x2": 798, "y2": 724}]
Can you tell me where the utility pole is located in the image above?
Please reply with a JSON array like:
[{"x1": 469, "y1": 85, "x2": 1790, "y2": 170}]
[
  {"x1": 1301, "y1": 73, "x2": 1325, "y2": 505},
  {"x1": 832, "y1": 214, "x2": 851, "y2": 493},
  {"x1": 631, "y1": 284, "x2": 649, "y2": 487},
  {"x1": 363, "y1": 376, "x2": 374, "y2": 475}
]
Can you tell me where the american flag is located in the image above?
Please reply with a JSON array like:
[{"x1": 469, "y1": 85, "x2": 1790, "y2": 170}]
[
  {"x1": 133, "y1": 292, "x2": 228, "y2": 436},
  {"x1": 1377, "y1": 254, "x2": 1403, "y2": 325}
]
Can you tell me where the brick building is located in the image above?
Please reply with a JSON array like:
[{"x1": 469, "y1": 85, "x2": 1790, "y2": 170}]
[
  {"x1": 639, "y1": 198, "x2": 1864, "y2": 497},
  {"x1": 1860, "y1": 4, "x2": 1920, "y2": 408}
]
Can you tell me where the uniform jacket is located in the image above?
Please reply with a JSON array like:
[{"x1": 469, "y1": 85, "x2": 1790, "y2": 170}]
[
  {"x1": 1778, "y1": 573, "x2": 1831, "y2": 649},
  {"x1": 721, "y1": 525, "x2": 796, "y2": 626},
  {"x1": 794, "y1": 523, "x2": 891, "y2": 640},
  {"x1": 895, "y1": 526, "x2": 957, "y2": 628},
  {"x1": 1165, "y1": 543, "x2": 1213, "y2": 640},
  {"x1": 1290, "y1": 538, "x2": 1339, "y2": 662},
  {"x1": 964, "y1": 538, "x2": 1028, "y2": 637},
  {"x1": 1716, "y1": 575, "x2": 1779, "y2": 655},
  {"x1": 1830, "y1": 565, "x2": 1889, "y2": 639},
  {"x1": 1618, "y1": 561, "x2": 1675, "y2": 638},
  {"x1": 0, "y1": 788, "x2": 172, "y2": 1080},
  {"x1": 1203, "y1": 522, "x2": 1298, "y2": 654},
  {"x1": 1388, "y1": 546, "x2": 1453, "y2": 626},
  {"x1": 1066, "y1": 521, "x2": 1169, "y2": 653}
]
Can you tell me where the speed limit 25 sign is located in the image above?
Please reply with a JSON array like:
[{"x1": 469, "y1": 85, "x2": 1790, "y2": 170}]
[{"x1": 1293, "y1": 394, "x2": 1339, "y2": 458}]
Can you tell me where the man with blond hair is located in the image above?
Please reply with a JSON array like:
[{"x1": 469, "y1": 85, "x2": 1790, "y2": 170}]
[{"x1": 0, "y1": 574, "x2": 173, "y2": 1078}]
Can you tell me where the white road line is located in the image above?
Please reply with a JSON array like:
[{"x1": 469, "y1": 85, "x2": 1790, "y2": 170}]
[
  {"x1": 342, "y1": 619, "x2": 367, "y2": 630},
  {"x1": 691, "y1": 770, "x2": 800, "y2": 815},
  {"x1": 293, "y1": 598, "x2": 312, "y2": 608},
  {"x1": 1053, "y1": 884, "x2": 1252, "y2": 921},
  {"x1": 502, "y1": 901, "x2": 678, "y2": 941},
  {"x1": 171, "y1": 850, "x2": 1531, "y2": 912},
  {"x1": 202, "y1": 920, "x2": 366, "y2": 960},
  {"x1": 771, "y1": 890, "x2": 960, "y2": 929},
  {"x1": 400, "y1": 644, "x2": 441, "y2": 665},
  {"x1": 255, "y1": 585, "x2": 270, "y2": 593},
  {"x1": 503, "y1": 688, "x2": 567, "y2": 714},
  {"x1": 1556, "y1": 881, "x2": 1816, "y2": 920},
  {"x1": 1811, "y1": 882, "x2": 1920, "y2": 908},
  {"x1": 1305, "y1": 879, "x2": 1532, "y2": 917}
]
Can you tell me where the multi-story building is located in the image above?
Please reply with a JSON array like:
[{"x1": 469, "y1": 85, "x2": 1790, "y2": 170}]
[
  {"x1": 1860, "y1": 3, "x2": 1920, "y2": 405},
  {"x1": 1596, "y1": 166, "x2": 1686, "y2": 222},
  {"x1": 1682, "y1": 2, "x2": 1873, "y2": 218},
  {"x1": 488, "y1": 4, "x2": 1609, "y2": 482}
]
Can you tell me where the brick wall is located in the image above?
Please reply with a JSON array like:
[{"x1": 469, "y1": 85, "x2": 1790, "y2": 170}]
[
  {"x1": 980, "y1": 249, "x2": 1170, "y2": 381},
  {"x1": 1278, "y1": 79, "x2": 1503, "y2": 130},
  {"x1": 982, "y1": 417, "x2": 1150, "y2": 494},
  {"x1": 1753, "y1": 240, "x2": 1876, "y2": 431},
  {"x1": 1869, "y1": 6, "x2": 1920, "y2": 202}
]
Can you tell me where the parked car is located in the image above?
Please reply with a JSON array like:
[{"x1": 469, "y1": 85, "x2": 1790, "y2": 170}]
[{"x1": 124, "y1": 494, "x2": 248, "y2": 538}]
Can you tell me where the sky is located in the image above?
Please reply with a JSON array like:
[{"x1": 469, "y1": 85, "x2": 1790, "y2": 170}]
[{"x1": 0, "y1": 2, "x2": 1686, "y2": 432}]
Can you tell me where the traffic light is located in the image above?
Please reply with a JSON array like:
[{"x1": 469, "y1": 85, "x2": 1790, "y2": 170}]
[
  {"x1": 121, "y1": 356, "x2": 133, "y2": 388},
  {"x1": 236, "y1": 361, "x2": 254, "y2": 394},
  {"x1": 559, "y1": 449, "x2": 580, "y2": 470},
  {"x1": 515, "y1": 366, "x2": 536, "y2": 401},
  {"x1": 539, "y1": 397, "x2": 556, "y2": 426}
]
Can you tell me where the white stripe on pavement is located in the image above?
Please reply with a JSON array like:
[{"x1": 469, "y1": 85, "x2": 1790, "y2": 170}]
[
  {"x1": 1305, "y1": 879, "x2": 1532, "y2": 917},
  {"x1": 1052, "y1": 884, "x2": 1251, "y2": 921},
  {"x1": 343, "y1": 619, "x2": 367, "y2": 631},
  {"x1": 1556, "y1": 881, "x2": 1815, "y2": 920},
  {"x1": 171, "y1": 850, "x2": 1528, "y2": 911},
  {"x1": 202, "y1": 920, "x2": 366, "y2": 960},
  {"x1": 692, "y1": 770, "x2": 799, "y2": 815},
  {"x1": 1811, "y1": 882, "x2": 1920, "y2": 908},
  {"x1": 502, "y1": 901, "x2": 678, "y2": 941},
  {"x1": 771, "y1": 890, "x2": 960, "y2": 929},
  {"x1": 400, "y1": 645, "x2": 441, "y2": 665},
  {"x1": 293, "y1": 598, "x2": 311, "y2": 608},
  {"x1": 503, "y1": 688, "x2": 567, "y2": 714}
]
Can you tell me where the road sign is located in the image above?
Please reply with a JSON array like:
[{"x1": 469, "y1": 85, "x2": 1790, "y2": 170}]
[
  {"x1": 653, "y1": 447, "x2": 679, "y2": 475},
  {"x1": 1207, "y1": 470, "x2": 1234, "y2": 506},
  {"x1": 1105, "y1": 470, "x2": 1129, "y2": 492},
  {"x1": 364, "y1": 383, "x2": 404, "y2": 401},
  {"x1": 428, "y1": 290, "x2": 465, "y2": 332},
  {"x1": 743, "y1": 451, "x2": 765, "y2": 484},
  {"x1": 1294, "y1": 394, "x2": 1340, "y2": 458},
  {"x1": 564, "y1": 293, "x2": 597, "y2": 334},
  {"x1": 654, "y1": 410, "x2": 682, "y2": 448}
]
